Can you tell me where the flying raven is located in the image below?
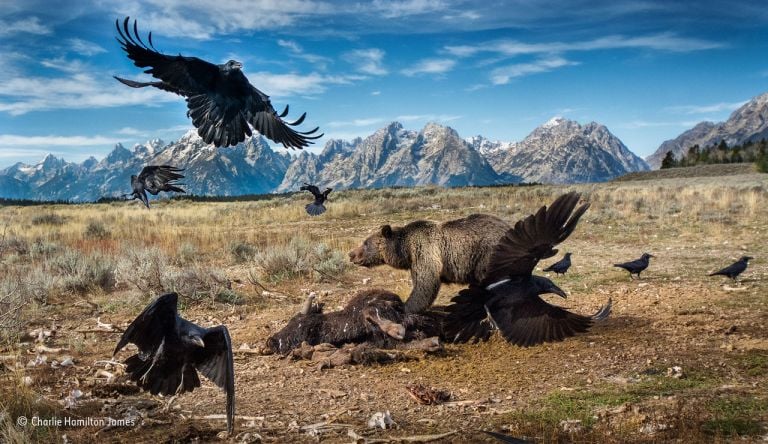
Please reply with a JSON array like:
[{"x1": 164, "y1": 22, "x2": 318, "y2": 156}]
[
  {"x1": 709, "y1": 256, "x2": 752, "y2": 281},
  {"x1": 124, "y1": 165, "x2": 185, "y2": 208},
  {"x1": 440, "y1": 192, "x2": 612, "y2": 346},
  {"x1": 114, "y1": 293, "x2": 235, "y2": 434},
  {"x1": 114, "y1": 17, "x2": 322, "y2": 149},
  {"x1": 300, "y1": 183, "x2": 332, "y2": 216},
  {"x1": 614, "y1": 253, "x2": 654, "y2": 279},
  {"x1": 543, "y1": 252, "x2": 572, "y2": 275}
]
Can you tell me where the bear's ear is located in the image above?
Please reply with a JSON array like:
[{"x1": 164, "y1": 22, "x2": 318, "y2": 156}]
[{"x1": 380, "y1": 224, "x2": 393, "y2": 238}]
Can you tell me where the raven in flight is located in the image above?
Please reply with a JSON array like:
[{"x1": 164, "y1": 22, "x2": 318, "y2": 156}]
[
  {"x1": 439, "y1": 192, "x2": 611, "y2": 346},
  {"x1": 614, "y1": 253, "x2": 654, "y2": 279},
  {"x1": 300, "y1": 183, "x2": 332, "y2": 216},
  {"x1": 543, "y1": 252, "x2": 572, "y2": 275},
  {"x1": 114, "y1": 17, "x2": 322, "y2": 149},
  {"x1": 709, "y1": 256, "x2": 752, "y2": 281},
  {"x1": 124, "y1": 165, "x2": 185, "y2": 209},
  {"x1": 114, "y1": 293, "x2": 235, "y2": 434}
]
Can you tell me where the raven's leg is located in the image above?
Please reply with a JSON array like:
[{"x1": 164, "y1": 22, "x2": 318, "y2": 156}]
[{"x1": 164, "y1": 395, "x2": 178, "y2": 412}]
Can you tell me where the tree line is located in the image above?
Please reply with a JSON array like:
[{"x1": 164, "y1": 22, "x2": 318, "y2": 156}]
[{"x1": 660, "y1": 138, "x2": 768, "y2": 172}]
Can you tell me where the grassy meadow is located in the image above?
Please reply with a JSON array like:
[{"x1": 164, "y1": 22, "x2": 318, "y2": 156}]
[{"x1": 0, "y1": 169, "x2": 767, "y2": 443}]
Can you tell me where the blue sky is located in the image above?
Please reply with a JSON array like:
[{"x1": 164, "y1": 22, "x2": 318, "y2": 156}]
[{"x1": 1, "y1": 0, "x2": 767, "y2": 167}]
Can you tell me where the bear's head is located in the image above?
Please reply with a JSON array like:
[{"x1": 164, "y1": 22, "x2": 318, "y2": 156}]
[{"x1": 348, "y1": 224, "x2": 398, "y2": 267}]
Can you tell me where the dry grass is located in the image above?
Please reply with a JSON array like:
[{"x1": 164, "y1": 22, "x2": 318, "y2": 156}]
[{"x1": 0, "y1": 171, "x2": 766, "y2": 442}]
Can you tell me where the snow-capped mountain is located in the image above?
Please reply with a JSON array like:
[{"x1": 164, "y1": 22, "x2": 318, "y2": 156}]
[
  {"x1": 647, "y1": 92, "x2": 768, "y2": 169},
  {"x1": 490, "y1": 117, "x2": 649, "y2": 183},
  {"x1": 0, "y1": 120, "x2": 649, "y2": 201}
]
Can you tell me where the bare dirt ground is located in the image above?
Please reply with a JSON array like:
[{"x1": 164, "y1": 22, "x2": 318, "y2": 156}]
[{"x1": 1, "y1": 172, "x2": 767, "y2": 443}]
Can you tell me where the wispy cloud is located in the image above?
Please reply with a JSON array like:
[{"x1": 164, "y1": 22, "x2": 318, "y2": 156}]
[
  {"x1": 0, "y1": 17, "x2": 51, "y2": 37},
  {"x1": 40, "y1": 57, "x2": 88, "y2": 74},
  {"x1": 490, "y1": 57, "x2": 578, "y2": 85},
  {"x1": 277, "y1": 39, "x2": 332, "y2": 68},
  {"x1": 68, "y1": 38, "x2": 107, "y2": 56},
  {"x1": 396, "y1": 114, "x2": 461, "y2": 122},
  {"x1": 369, "y1": 0, "x2": 449, "y2": 18},
  {"x1": 0, "y1": 134, "x2": 122, "y2": 147},
  {"x1": 665, "y1": 101, "x2": 747, "y2": 115},
  {"x1": 246, "y1": 71, "x2": 365, "y2": 97},
  {"x1": 327, "y1": 117, "x2": 386, "y2": 128},
  {"x1": 616, "y1": 120, "x2": 704, "y2": 129},
  {"x1": 444, "y1": 33, "x2": 724, "y2": 58},
  {"x1": 114, "y1": 127, "x2": 146, "y2": 136},
  {"x1": 343, "y1": 48, "x2": 387, "y2": 75},
  {"x1": 401, "y1": 58, "x2": 456, "y2": 76}
]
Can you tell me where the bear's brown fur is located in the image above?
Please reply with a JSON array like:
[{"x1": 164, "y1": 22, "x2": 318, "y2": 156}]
[{"x1": 348, "y1": 214, "x2": 510, "y2": 313}]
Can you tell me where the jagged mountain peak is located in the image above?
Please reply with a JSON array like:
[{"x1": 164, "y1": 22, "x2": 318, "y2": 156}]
[{"x1": 647, "y1": 90, "x2": 768, "y2": 168}]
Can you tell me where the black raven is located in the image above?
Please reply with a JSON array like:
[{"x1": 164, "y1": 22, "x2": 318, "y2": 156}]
[
  {"x1": 124, "y1": 165, "x2": 185, "y2": 208},
  {"x1": 482, "y1": 430, "x2": 534, "y2": 443},
  {"x1": 439, "y1": 192, "x2": 612, "y2": 346},
  {"x1": 114, "y1": 293, "x2": 235, "y2": 434},
  {"x1": 709, "y1": 256, "x2": 752, "y2": 281},
  {"x1": 614, "y1": 253, "x2": 654, "y2": 279},
  {"x1": 542, "y1": 252, "x2": 572, "y2": 275},
  {"x1": 114, "y1": 17, "x2": 322, "y2": 149},
  {"x1": 300, "y1": 183, "x2": 332, "y2": 216}
]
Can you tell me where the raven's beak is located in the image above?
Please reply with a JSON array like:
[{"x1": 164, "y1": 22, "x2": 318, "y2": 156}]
[
  {"x1": 191, "y1": 336, "x2": 205, "y2": 348},
  {"x1": 548, "y1": 283, "x2": 568, "y2": 298},
  {"x1": 234, "y1": 61, "x2": 243, "y2": 69}
]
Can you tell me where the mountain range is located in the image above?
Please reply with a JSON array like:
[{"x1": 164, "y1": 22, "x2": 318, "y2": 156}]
[
  {"x1": 1, "y1": 118, "x2": 650, "y2": 201},
  {"x1": 646, "y1": 92, "x2": 768, "y2": 169}
]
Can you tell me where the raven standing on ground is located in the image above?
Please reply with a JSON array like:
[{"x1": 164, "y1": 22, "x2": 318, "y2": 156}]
[
  {"x1": 124, "y1": 165, "x2": 185, "y2": 209},
  {"x1": 614, "y1": 253, "x2": 654, "y2": 279},
  {"x1": 300, "y1": 183, "x2": 332, "y2": 216},
  {"x1": 709, "y1": 256, "x2": 753, "y2": 281},
  {"x1": 114, "y1": 293, "x2": 235, "y2": 434},
  {"x1": 440, "y1": 192, "x2": 612, "y2": 346},
  {"x1": 114, "y1": 17, "x2": 322, "y2": 149},
  {"x1": 543, "y1": 252, "x2": 572, "y2": 275}
]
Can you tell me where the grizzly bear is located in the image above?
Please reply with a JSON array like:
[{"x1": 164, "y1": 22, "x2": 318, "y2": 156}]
[{"x1": 348, "y1": 214, "x2": 510, "y2": 313}]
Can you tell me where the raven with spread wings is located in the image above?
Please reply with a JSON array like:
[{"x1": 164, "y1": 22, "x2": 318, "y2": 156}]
[
  {"x1": 124, "y1": 165, "x2": 185, "y2": 208},
  {"x1": 114, "y1": 17, "x2": 322, "y2": 149},
  {"x1": 300, "y1": 183, "x2": 332, "y2": 216},
  {"x1": 439, "y1": 192, "x2": 611, "y2": 346},
  {"x1": 114, "y1": 293, "x2": 235, "y2": 434}
]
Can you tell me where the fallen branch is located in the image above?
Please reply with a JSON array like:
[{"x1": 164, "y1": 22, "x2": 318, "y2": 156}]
[{"x1": 312, "y1": 267, "x2": 352, "y2": 284}]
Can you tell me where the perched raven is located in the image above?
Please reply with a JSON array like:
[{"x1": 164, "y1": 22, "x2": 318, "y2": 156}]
[
  {"x1": 709, "y1": 256, "x2": 753, "y2": 281},
  {"x1": 114, "y1": 293, "x2": 235, "y2": 434},
  {"x1": 114, "y1": 17, "x2": 322, "y2": 149},
  {"x1": 439, "y1": 192, "x2": 612, "y2": 346},
  {"x1": 543, "y1": 252, "x2": 572, "y2": 275},
  {"x1": 124, "y1": 165, "x2": 185, "y2": 209},
  {"x1": 300, "y1": 183, "x2": 332, "y2": 216},
  {"x1": 614, "y1": 253, "x2": 654, "y2": 279}
]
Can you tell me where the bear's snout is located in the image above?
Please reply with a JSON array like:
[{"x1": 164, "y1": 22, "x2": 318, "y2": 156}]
[{"x1": 348, "y1": 247, "x2": 364, "y2": 265}]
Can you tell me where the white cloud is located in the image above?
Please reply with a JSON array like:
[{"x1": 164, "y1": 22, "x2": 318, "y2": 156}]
[
  {"x1": 246, "y1": 71, "x2": 364, "y2": 97},
  {"x1": 369, "y1": 0, "x2": 449, "y2": 18},
  {"x1": 0, "y1": 72, "x2": 177, "y2": 115},
  {"x1": 401, "y1": 58, "x2": 456, "y2": 76},
  {"x1": 396, "y1": 114, "x2": 461, "y2": 122},
  {"x1": 277, "y1": 39, "x2": 332, "y2": 68},
  {"x1": 0, "y1": 17, "x2": 51, "y2": 37},
  {"x1": 114, "y1": 127, "x2": 145, "y2": 136},
  {"x1": 371, "y1": 90, "x2": 381, "y2": 96},
  {"x1": 444, "y1": 33, "x2": 724, "y2": 57},
  {"x1": 490, "y1": 57, "x2": 578, "y2": 85},
  {"x1": 68, "y1": 38, "x2": 107, "y2": 56},
  {"x1": 343, "y1": 48, "x2": 387, "y2": 75},
  {"x1": 664, "y1": 101, "x2": 747, "y2": 115},
  {"x1": 327, "y1": 118, "x2": 386, "y2": 128},
  {"x1": 0, "y1": 134, "x2": 122, "y2": 147},
  {"x1": 40, "y1": 57, "x2": 88, "y2": 74}
]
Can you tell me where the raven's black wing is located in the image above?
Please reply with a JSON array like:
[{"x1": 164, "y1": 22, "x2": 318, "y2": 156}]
[
  {"x1": 709, "y1": 260, "x2": 747, "y2": 277},
  {"x1": 138, "y1": 165, "x2": 185, "y2": 195},
  {"x1": 483, "y1": 192, "x2": 590, "y2": 285},
  {"x1": 114, "y1": 293, "x2": 178, "y2": 355},
  {"x1": 613, "y1": 258, "x2": 644, "y2": 271},
  {"x1": 443, "y1": 287, "x2": 612, "y2": 347},
  {"x1": 242, "y1": 87, "x2": 323, "y2": 149},
  {"x1": 115, "y1": 17, "x2": 218, "y2": 96},
  {"x1": 300, "y1": 183, "x2": 322, "y2": 197},
  {"x1": 192, "y1": 326, "x2": 235, "y2": 434}
]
